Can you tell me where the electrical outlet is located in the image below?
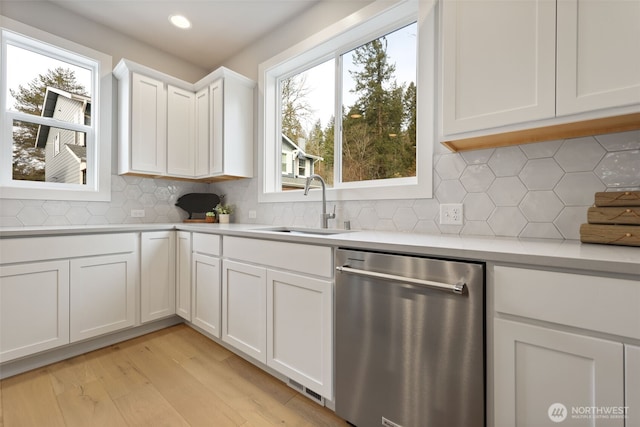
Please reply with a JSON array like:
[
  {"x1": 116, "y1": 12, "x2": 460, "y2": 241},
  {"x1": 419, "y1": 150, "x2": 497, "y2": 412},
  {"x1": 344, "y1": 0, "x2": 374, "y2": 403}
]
[
  {"x1": 439, "y1": 203, "x2": 463, "y2": 225},
  {"x1": 130, "y1": 209, "x2": 145, "y2": 218},
  {"x1": 248, "y1": 210, "x2": 257, "y2": 219}
]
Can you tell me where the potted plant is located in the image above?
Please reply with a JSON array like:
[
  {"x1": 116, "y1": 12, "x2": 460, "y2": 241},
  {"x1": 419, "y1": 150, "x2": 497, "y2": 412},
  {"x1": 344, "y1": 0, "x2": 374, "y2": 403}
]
[
  {"x1": 205, "y1": 211, "x2": 216, "y2": 223},
  {"x1": 214, "y1": 203, "x2": 233, "y2": 224}
]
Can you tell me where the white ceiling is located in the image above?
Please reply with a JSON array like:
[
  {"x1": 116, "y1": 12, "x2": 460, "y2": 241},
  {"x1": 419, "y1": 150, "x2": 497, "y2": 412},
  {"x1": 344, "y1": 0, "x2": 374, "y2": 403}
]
[{"x1": 45, "y1": 0, "x2": 324, "y2": 70}]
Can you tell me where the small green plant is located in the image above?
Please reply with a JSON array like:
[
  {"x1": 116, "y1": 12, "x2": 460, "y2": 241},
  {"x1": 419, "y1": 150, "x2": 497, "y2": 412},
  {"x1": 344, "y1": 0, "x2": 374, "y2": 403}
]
[
  {"x1": 214, "y1": 203, "x2": 233, "y2": 215},
  {"x1": 205, "y1": 211, "x2": 215, "y2": 217}
]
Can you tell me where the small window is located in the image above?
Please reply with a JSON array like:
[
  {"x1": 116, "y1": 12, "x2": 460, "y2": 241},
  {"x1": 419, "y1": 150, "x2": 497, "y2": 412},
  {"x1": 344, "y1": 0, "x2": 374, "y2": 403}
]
[
  {"x1": 1, "y1": 24, "x2": 112, "y2": 201},
  {"x1": 260, "y1": 0, "x2": 433, "y2": 202}
]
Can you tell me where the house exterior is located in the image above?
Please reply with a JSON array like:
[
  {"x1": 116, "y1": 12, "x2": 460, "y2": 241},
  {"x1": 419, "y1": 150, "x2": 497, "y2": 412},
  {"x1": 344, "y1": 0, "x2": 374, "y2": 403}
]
[
  {"x1": 281, "y1": 134, "x2": 323, "y2": 190},
  {"x1": 35, "y1": 87, "x2": 90, "y2": 184}
]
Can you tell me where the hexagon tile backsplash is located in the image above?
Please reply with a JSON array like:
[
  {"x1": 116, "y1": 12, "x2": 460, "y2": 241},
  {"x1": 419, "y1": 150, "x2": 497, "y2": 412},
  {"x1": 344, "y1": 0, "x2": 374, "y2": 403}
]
[
  {"x1": 215, "y1": 130, "x2": 640, "y2": 240},
  {"x1": 1, "y1": 130, "x2": 639, "y2": 241}
]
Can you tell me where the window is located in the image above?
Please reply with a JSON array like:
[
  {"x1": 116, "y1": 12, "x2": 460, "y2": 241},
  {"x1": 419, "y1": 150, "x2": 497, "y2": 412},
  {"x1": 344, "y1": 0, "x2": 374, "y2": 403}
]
[
  {"x1": 0, "y1": 20, "x2": 112, "y2": 201},
  {"x1": 259, "y1": 0, "x2": 434, "y2": 202}
]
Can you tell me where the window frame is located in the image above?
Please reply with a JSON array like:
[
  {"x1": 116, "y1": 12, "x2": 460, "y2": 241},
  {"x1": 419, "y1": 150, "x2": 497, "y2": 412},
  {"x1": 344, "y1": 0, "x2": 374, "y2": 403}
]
[
  {"x1": 0, "y1": 18, "x2": 112, "y2": 201},
  {"x1": 258, "y1": 0, "x2": 435, "y2": 203}
]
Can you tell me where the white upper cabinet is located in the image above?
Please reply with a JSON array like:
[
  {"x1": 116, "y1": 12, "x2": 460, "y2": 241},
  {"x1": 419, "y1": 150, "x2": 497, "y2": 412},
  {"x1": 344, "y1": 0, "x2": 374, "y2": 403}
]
[
  {"x1": 167, "y1": 85, "x2": 196, "y2": 177},
  {"x1": 129, "y1": 73, "x2": 167, "y2": 174},
  {"x1": 209, "y1": 76, "x2": 254, "y2": 179},
  {"x1": 441, "y1": 0, "x2": 640, "y2": 139},
  {"x1": 194, "y1": 87, "x2": 210, "y2": 178},
  {"x1": 114, "y1": 59, "x2": 255, "y2": 181},
  {"x1": 441, "y1": 0, "x2": 556, "y2": 135},
  {"x1": 556, "y1": 0, "x2": 640, "y2": 116}
]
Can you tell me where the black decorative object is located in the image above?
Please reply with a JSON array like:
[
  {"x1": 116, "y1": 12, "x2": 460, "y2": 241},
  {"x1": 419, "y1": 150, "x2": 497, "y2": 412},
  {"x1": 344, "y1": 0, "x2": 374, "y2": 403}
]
[{"x1": 175, "y1": 193, "x2": 221, "y2": 219}]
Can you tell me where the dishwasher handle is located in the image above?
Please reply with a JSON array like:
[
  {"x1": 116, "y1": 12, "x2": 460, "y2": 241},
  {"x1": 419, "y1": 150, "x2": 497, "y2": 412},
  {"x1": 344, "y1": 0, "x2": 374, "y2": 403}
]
[{"x1": 336, "y1": 265, "x2": 466, "y2": 295}]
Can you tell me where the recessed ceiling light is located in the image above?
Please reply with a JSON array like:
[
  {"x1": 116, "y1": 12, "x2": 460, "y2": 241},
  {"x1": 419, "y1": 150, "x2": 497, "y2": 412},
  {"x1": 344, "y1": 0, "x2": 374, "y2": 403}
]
[{"x1": 169, "y1": 15, "x2": 191, "y2": 29}]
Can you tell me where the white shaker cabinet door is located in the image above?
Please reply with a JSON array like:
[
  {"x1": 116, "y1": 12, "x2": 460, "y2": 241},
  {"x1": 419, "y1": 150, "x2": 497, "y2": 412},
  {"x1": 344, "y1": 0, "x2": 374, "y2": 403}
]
[
  {"x1": 131, "y1": 72, "x2": 167, "y2": 174},
  {"x1": 0, "y1": 261, "x2": 70, "y2": 362},
  {"x1": 441, "y1": 0, "x2": 556, "y2": 135},
  {"x1": 175, "y1": 231, "x2": 192, "y2": 321},
  {"x1": 221, "y1": 260, "x2": 266, "y2": 363},
  {"x1": 266, "y1": 269, "x2": 333, "y2": 400},
  {"x1": 192, "y1": 253, "x2": 221, "y2": 338},
  {"x1": 141, "y1": 231, "x2": 176, "y2": 323},
  {"x1": 167, "y1": 85, "x2": 196, "y2": 177},
  {"x1": 556, "y1": 0, "x2": 640, "y2": 115},
  {"x1": 70, "y1": 253, "x2": 137, "y2": 342},
  {"x1": 494, "y1": 318, "x2": 624, "y2": 427},
  {"x1": 194, "y1": 87, "x2": 210, "y2": 178},
  {"x1": 626, "y1": 345, "x2": 640, "y2": 427}
]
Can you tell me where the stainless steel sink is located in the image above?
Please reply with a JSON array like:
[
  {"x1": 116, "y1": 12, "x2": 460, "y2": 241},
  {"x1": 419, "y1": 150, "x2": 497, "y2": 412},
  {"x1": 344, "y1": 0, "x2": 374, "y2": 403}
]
[{"x1": 256, "y1": 226, "x2": 352, "y2": 236}]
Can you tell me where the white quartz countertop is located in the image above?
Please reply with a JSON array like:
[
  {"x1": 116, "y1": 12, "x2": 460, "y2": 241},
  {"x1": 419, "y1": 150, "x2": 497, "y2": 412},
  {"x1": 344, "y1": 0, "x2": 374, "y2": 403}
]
[{"x1": 1, "y1": 223, "x2": 638, "y2": 276}]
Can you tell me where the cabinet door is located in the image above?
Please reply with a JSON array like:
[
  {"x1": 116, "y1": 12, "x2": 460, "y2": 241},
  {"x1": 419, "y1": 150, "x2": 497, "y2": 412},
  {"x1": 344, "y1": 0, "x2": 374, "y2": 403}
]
[
  {"x1": 221, "y1": 260, "x2": 266, "y2": 363},
  {"x1": 70, "y1": 253, "x2": 137, "y2": 342},
  {"x1": 557, "y1": 0, "x2": 640, "y2": 115},
  {"x1": 141, "y1": 231, "x2": 176, "y2": 323},
  {"x1": 494, "y1": 318, "x2": 624, "y2": 427},
  {"x1": 131, "y1": 73, "x2": 166, "y2": 174},
  {"x1": 194, "y1": 87, "x2": 210, "y2": 177},
  {"x1": 626, "y1": 345, "x2": 640, "y2": 427},
  {"x1": 0, "y1": 261, "x2": 70, "y2": 362},
  {"x1": 441, "y1": 0, "x2": 556, "y2": 135},
  {"x1": 167, "y1": 85, "x2": 195, "y2": 177},
  {"x1": 209, "y1": 79, "x2": 224, "y2": 175},
  {"x1": 176, "y1": 231, "x2": 192, "y2": 321},
  {"x1": 192, "y1": 253, "x2": 221, "y2": 338},
  {"x1": 266, "y1": 270, "x2": 333, "y2": 399}
]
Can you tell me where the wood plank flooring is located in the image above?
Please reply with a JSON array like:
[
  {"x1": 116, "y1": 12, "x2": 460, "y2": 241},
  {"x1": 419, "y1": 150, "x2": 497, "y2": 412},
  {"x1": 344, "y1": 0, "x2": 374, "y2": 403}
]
[{"x1": 0, "y1": 324, "x2": 349, "y2": 427}]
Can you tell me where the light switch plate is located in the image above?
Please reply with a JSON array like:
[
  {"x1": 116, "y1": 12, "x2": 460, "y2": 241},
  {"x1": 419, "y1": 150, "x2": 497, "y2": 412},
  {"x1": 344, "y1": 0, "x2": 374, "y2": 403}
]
[{"x1": 440, "y1": 204, "x2": 463, "y2": 225}]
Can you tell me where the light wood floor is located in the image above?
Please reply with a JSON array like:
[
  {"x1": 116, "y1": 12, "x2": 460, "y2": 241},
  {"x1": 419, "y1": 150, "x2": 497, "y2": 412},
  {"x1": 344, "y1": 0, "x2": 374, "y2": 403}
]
[{"x1": 0, "y1": 324, "x2": 349, "y2": 427}]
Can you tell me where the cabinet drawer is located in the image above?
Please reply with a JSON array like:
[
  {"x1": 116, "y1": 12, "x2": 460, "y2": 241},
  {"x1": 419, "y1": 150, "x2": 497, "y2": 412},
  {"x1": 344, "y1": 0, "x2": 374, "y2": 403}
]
[
  {"x1": 494, "y1": 266, "x2": 640, "y2": 339},
  {"x1": 0, "y1": 233, "x2": 137, "y2": 264},
  {"x1": 224, "y1": 236, "x2": 332, "y2": 278},
  {"x1": 192, "y1": 233, "x2": 220, "y2": 256}
]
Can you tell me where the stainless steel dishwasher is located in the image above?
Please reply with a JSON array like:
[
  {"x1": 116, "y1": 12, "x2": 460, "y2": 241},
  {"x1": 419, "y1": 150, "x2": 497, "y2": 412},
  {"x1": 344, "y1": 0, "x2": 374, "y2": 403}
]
[{"x1": 335, "y1": 248, "x2": 485, "y2": 427}]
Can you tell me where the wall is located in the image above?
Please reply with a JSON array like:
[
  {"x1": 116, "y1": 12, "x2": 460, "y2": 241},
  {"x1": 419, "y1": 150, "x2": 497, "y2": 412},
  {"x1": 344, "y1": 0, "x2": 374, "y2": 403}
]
[{"x1": 1, "y1": 1, "x2": 638, "y2": 239}]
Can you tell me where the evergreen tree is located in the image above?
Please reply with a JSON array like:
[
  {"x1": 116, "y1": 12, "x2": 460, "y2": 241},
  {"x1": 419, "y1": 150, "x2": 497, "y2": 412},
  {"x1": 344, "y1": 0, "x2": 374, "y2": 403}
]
[{"x1": 11, "y1": 67, "x2": 87, "y2": 181}]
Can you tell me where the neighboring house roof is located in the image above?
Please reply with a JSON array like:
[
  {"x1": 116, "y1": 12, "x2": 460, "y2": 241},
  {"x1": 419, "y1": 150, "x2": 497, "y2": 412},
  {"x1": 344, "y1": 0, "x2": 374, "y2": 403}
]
[
  {"x1": 66, "y1": 144, "x2": 87, "y2": 162},
  {"x1": 35, "y1": 87, "x2": 91, "y2": 148},
  {"x1": 282, "y1": 134, "x2": 323, "y2": 162}
]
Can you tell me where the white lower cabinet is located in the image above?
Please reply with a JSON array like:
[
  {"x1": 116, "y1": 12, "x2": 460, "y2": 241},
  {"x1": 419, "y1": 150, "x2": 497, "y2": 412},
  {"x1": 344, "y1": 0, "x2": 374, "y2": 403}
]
[
  {"x1": 222, "y1": 236, "x2": 334, "y2": 400},
  {"x1": 70, "y1": 253, "x2": 137, "y2": 342},
  {"x1": 494, "y1": 318, "x2": 624, "y2": 427},
  {"x1": 140, "y1": 231, "x2": 176, "y2": 323},
  {"x1": 175, "y1": 231, "x2": 192, "y2": 321},
  {"x1": 492, "y1": 265, "x2": 637, "y2": 427},
  {"x1": 192, "y1": 253, "x2": 221, "y2": 338},
  {"x1": 221, "y1": 259, "x2": 267, "y2": 363},
  {"x1": 266, "y1": 269, "x2": 332, "y2": 399},
  {"x1": 626, "y1": 345, "x2": 640, "y2": 427},
  {"x1": 0, "y1": 261, "x2": 70, "y2": 362}
]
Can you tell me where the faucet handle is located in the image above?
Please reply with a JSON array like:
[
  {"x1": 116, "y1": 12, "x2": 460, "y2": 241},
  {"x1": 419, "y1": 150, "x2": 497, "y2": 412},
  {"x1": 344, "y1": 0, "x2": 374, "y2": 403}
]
[{"x1": 330, "y1": 204, "x2": 336, "y2": 219}]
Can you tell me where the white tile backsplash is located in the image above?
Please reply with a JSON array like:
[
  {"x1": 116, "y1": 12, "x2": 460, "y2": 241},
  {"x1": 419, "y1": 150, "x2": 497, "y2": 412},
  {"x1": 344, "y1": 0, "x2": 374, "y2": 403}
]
[{"x1": 1, "y1": 130, "x2": 638, "y2": 241}]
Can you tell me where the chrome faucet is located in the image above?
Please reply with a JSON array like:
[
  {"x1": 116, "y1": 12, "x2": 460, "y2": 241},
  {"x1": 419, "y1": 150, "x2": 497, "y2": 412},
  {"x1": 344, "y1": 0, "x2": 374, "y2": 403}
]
[{"x1": 303, "y1": 174, "x2": 335, "y2": 228}]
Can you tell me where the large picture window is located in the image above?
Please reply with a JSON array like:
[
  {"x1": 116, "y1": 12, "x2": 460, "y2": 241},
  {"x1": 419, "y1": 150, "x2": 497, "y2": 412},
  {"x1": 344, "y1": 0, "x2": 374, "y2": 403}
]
[
  {"x1": 260, "y1": 0, "x2": 434, "y2": 202},
  {"x1": 0, "y1": 21, "x2": 112, "y2": 201}
]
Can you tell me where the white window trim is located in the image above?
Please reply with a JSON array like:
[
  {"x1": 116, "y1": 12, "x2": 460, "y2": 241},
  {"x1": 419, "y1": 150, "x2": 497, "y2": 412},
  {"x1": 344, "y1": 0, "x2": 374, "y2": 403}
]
[
  {"x1": 0, "y1": 17, "x2": 112, "y2": 201},
  {"x1": 258, "y1": 0, "x2": 435, "y2": 203}
]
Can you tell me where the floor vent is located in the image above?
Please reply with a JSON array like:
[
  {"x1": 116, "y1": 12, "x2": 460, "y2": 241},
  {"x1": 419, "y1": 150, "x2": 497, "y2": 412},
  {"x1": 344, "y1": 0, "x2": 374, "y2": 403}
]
[{"x1": 287, "y1": 379, "x2": 325, "y2": 406}]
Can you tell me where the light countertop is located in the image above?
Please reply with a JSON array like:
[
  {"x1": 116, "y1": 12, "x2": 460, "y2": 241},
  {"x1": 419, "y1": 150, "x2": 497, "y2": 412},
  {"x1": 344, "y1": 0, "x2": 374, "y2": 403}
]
[{"x1": 1, "y1": 223, "x2": 638, "y2": 276}]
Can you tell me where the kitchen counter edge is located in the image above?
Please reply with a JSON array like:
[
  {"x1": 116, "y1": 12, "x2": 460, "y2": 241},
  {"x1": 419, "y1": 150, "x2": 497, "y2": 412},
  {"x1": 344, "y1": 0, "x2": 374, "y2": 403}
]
[{"x1": 1, "y1": 223, "x2": 638, "y2": 276}]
